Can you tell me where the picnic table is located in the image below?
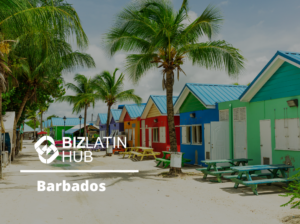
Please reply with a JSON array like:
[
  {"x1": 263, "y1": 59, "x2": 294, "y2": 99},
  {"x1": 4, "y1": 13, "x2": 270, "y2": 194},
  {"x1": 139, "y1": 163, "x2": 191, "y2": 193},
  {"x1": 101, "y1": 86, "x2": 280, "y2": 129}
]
[
  {"x1": 227, "y1": 164, "x2": 295, "y2": 195},
  {"x1": 130, "y1": 147, "x2": 160, "y2": 161},
  {"x1": 156, "y1": 151, "x2": 192, "y2": 168},
  {"x1": 120, "y1": 146, "x2": 160, "y2": 161},
  {"x1": 119, "y1": 147, "x2": 137, "y2": 158},
  {"x1": 196, "y1": 158, "x2": 253, "y2": 183}
]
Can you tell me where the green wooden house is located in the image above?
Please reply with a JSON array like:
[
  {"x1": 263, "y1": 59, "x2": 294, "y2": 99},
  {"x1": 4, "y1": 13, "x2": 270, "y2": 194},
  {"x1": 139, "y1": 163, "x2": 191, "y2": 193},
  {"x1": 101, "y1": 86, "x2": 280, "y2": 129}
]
[
  {"x1": 49, "y1": 117, "x2": 81, "y2": 140},
  {"x1": 218, "y1": 51, "x2": 300, "y2": 176}
]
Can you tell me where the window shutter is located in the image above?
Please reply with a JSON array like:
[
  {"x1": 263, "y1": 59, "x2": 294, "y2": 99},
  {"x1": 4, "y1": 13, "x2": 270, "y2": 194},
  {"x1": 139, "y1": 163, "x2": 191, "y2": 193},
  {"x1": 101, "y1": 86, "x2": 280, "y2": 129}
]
[
  {"x1": 233, "y1": 108, "x2": 239, "y2": 121},
  {"x1": 182, "y1": 127, "x2": 186, "y2": 144},
  {"x1": 129, "y1": 129, "x2": 132, "y2": 140},
  {"x1": 219, "y1": 109, "x2": 229, "y2": 121},
  {"x1": 160, "y1": 127, "x2": 166, "y2": 143},
  {"x1": 240, "y1": 107, "x2": 246, "y2": 121}
]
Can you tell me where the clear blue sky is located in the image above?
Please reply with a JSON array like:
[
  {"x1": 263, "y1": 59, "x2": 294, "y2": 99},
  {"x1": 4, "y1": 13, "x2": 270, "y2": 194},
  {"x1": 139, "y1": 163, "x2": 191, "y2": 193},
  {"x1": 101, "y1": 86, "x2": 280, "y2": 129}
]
[{"x1": 47, "y1": 0, "x2": 300, "y2": 120}]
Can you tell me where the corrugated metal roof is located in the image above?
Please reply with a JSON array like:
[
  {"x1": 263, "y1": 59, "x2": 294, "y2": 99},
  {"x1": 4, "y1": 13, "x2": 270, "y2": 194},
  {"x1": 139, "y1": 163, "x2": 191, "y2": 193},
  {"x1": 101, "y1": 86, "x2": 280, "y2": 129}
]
[
  {"x1": 150, "y1": 95, "x2": 178, "y2": 114},
  {"x1": 111, "y1": 109, "x2": 122, "y2": 121},
  {"x1": 125, "y1": 103, "x2": 147, "y2": 118},
  {"x1": 98, "y1": 113, "x2": 108, "y2": 124},
  {"x1": 239, "y1": 50, "x2": 300, "y2": 100},
  {"x1": 51, "y1": 117, "x2": 81, "y2": 126},
  {"x1": 179, "y1": 83, "x2": 247, "y2": 106}
]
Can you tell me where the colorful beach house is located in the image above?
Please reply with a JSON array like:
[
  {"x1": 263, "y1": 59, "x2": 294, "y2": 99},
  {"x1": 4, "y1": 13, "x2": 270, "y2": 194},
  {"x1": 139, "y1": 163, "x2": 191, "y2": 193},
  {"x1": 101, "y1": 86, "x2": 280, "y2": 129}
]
[
  {"x1": 218, "y1": 51, "x2": 300, "y2": 176},
  {"x1": 109, "y1": 109, "x2": 124, "y2": 137},
  {"x1": 119, "y1": 103, "x2": 146, "y2": 147},
  {"x1": 174, "y1": 83, "x2": 247, "y2": 165},
  {"x1": 140, "y1": 95, "x2": 180, "y2": 157},
  {"x1": 96, "y1": 113, "x2": 108, "y2": 139},
  {"x1": 49, "y1": 117, "x2": 81, "y2": 140}
]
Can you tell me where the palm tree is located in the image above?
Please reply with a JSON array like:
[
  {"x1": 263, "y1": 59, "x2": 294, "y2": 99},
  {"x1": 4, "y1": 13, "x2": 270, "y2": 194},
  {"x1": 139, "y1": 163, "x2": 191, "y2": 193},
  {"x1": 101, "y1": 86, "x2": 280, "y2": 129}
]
[
  {"x1": 26, "y1": 109, "x2": 38, "y2": 142},
  {"x1": 93, "y1": 68, "x2": 142, "y2": 139},
  {"x1": 104, "y1": 0, "x2": 245, "y2": 173},
  {"x1": 39, "y1": 105, "x2": 49, "y2": 132},
  {"x1": 57, "y1": 74, "x2": 97, "y2": 138}
]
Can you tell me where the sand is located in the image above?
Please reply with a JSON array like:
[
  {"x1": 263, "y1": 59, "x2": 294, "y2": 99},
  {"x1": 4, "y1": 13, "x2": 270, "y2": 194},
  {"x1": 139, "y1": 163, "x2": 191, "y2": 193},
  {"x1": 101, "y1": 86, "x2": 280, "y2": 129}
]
[{"x1": 0, "y1": 141, "x2": 298, "y2": 224}]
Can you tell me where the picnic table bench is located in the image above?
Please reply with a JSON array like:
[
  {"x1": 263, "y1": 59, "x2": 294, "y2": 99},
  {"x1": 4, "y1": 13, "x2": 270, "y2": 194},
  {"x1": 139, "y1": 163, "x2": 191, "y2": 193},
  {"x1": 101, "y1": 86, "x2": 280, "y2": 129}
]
[
  {"x1": 229, "y1": 164, "x2": 296, "y2": 195},
  {"x1": 196, "y1": 158, "x2": 253, "y2": 183},
  {"x1": 156, "y1": 151, "x2": 192, "y2": 168}
]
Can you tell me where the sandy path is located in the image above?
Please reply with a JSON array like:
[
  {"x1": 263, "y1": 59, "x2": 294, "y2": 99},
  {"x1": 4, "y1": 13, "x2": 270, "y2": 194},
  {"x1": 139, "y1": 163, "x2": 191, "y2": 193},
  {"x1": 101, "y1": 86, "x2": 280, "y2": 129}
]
[{"x1": 0, "y1": 141, "x2": 298, "y2": 224}]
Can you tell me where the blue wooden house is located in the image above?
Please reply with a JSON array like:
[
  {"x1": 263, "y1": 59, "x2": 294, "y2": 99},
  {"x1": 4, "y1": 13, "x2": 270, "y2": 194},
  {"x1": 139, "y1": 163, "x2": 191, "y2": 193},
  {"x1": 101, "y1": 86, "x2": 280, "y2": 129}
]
[
  {"x1": 96, "y1": 113, "x2": 108, "y2": 139},
  {"x1": 109, "y1": 109, "x2": 124, "y2": 137},
  {"x1": 174, "y1": 83, "x2": 247, "y2": 166}
]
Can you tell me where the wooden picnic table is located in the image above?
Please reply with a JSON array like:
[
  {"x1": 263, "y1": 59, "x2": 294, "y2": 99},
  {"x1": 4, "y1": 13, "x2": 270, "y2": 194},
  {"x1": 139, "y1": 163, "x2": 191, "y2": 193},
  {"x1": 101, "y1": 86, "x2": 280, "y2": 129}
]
[
  {"x1": 129, "y1": 147, "x2": 160, "y2": 161},
  {"x1": 156, "y1": 151, "x2": 192, "y2": 168},
  {"x1": 228, "y1": 164, "x2": 295, "y2": 195},
  {"x1": 119, "y1": 147, "x2": 138, "y2": 158},
  {"x1": 196, "y1": 158, "x2": 253, "y2": 183}
]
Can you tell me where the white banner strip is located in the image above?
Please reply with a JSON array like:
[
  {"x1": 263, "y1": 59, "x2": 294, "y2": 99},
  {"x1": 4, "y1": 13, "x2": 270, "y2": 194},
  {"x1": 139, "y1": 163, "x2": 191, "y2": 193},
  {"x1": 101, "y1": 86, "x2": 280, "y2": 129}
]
[{"x1": 20, "y1": 170, "x2": 139, "y2": 173}]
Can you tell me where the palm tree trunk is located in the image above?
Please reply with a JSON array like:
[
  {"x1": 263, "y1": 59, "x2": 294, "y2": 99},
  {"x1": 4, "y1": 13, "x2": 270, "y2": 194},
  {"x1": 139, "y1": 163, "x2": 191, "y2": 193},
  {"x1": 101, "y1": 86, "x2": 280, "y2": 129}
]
[
  {"x1": 166, "y1": 71, "x2": 181, "y2": 174},
  {"x1": 40, "y1": 111, "x2": 43, "y2": 132},
  {"x1": 33, "y1": 119, "x2": 36, "y2": 142},
  {"x1": 106, "y1": 105, "x2": 111, "y2": 137},
  {"x1": 0, "y1": 82, "x2": 3, "y2": 178},
  {"x1": 12, "y1": 88, "x2": 31, "y2": 161},
  {"x1": 106, "y1": 104, "x2": 112, "y2": 155},
  {"x1": 84, "y1": 104, "x2": 87, "y2": 139}
]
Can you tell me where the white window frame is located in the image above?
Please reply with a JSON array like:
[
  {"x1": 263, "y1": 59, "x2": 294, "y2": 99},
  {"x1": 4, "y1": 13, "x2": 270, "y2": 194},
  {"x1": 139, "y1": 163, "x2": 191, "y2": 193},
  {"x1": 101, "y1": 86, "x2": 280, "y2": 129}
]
[
  {"x1": 153, "y1": 128, "x2": 159, "y2": 142},
  {"x1": 192, "y1": 125, "x2": 202, "y2": 145}
]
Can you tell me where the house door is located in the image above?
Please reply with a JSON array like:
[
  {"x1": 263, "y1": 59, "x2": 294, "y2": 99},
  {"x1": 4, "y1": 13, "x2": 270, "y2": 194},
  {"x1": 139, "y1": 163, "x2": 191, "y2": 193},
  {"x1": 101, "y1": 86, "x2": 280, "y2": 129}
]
[
  {"x1": 132, "y1": 129, "x2": 135, "y2": 147},
  {"x1": 204, "y1": 123, "x2": 211, "y2": 159},
  {"x1": 260, "y1": 120, "x2": 272, "y2": 165},
  {"x1": 233, "y1": 107, "x2": 247, "y2": 159},
  {"x1": 149, "y1": 128, "x2": 152, "y2": 147},
  {"x1": 211, "y1": 121, "x2": 229, "y2": 165}
]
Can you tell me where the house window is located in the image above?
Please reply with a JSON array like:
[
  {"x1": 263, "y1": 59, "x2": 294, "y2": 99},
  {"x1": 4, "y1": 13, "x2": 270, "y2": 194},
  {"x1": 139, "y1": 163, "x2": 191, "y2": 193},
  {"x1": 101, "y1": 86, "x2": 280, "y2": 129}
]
[
  {"x1": 192, "y1": 125, "x2": 202, "y2": 145},
  {"x1": 153, "y1": 128, "x2": 159, "y2": 142},
  {"x1": 182, "y1": 126, "x2": 191, "y2": 144}
]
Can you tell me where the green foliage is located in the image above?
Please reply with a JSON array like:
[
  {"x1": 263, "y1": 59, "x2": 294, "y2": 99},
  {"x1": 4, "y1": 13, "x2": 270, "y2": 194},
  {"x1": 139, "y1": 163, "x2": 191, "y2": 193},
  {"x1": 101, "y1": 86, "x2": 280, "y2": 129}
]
[
  {"x1": 103, "y1": 0, "x2": 245, "y2": 84},
  {"x1": 280, "y1": 168, "x2": 300, "y2": 209},
  {"x1": 92, "y1": 68, "x2": 142, "y2": 107},
  {"x1": 47, "y1": 115, "x2": 59, "y2": 120},
  {"x1": 26, "y1": 120, "x2": 40, "y2": 130}
]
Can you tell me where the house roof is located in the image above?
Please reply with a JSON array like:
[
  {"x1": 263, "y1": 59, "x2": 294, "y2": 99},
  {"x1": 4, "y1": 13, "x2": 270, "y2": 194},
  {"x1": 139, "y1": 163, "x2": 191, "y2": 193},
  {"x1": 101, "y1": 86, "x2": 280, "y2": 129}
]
[
  {"x1": 23, "y1": 124, "x2": 34, "y2": 132},
  {"x1": 141, "y1": 95, "x2": 178, "y2": 119},
  {"x1": 174, "y1": 83, "x2": 247, "y2": 113},
  {"x1": 65, "y1": 124, "x2": 99, "y2": 135},
  {"x1": 2, "y1": 112, "x2": 15, "y2": 131},
  {"x1": 51, "y1": 117, "x2": 81, "y2": 126},
  {"x1": 98, "y1": 113, "x2": 108, "y2": 125},
  {"x1": 119, "y1": 103, "x2": 147, "y2": 122},
  {"x1": 240, "y1": 50, "x2": 300, "y2": 102},
  {"x1": 110, "y1": 109, "x2": 122, "y2": 122}
]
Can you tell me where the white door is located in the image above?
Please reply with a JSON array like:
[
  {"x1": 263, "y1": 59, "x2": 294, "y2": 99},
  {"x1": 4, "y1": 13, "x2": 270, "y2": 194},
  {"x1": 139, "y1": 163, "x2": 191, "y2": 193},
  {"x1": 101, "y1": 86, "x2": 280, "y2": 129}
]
[
  {"x1": 132, "y1": 129, "x2": 135, "y2": 146},
  {"x1": 204, "y1": 123, "x2": 211, "y2": 159},
  {"x1": 260, "y1": 120, "x2": 272, "y2": 165},
  {"x1": 211, "y1": 121, "x2": 230, "y2": 165},
  {"x1": 233, "y1": 107, "x2": 247, "y2": 159},
  {"x1": 149, "y1": 128, "x2": 152, "y2": 147}
]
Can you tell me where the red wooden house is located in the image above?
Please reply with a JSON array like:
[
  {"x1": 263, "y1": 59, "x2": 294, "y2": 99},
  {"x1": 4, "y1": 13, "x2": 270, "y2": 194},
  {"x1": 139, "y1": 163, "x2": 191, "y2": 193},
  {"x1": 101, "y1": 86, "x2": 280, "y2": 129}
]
[{"x1": 140, "y1": 95, "x2": 180, "y2": 157}]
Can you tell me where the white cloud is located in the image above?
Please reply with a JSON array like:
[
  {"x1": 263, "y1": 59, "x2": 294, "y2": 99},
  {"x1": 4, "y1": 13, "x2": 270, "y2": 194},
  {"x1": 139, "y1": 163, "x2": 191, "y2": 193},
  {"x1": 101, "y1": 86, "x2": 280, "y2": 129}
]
[{"x1": 218, "y1": 1, "x2": 229, "y2": 6}]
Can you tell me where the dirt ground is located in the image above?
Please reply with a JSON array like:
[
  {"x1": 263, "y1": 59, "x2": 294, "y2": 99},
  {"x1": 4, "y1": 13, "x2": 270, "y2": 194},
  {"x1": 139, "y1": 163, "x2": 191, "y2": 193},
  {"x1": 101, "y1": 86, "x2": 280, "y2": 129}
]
[{"x1": 0, "y1": 141, "x2": 299, "y2": 224}]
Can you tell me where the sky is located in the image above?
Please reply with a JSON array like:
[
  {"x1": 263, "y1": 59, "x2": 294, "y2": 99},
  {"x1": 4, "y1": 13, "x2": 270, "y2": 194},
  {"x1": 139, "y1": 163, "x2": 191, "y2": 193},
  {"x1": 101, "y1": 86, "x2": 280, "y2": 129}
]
[{"x1": 46, "y1": 0, "x2": 300, "y2": 121}]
